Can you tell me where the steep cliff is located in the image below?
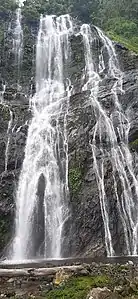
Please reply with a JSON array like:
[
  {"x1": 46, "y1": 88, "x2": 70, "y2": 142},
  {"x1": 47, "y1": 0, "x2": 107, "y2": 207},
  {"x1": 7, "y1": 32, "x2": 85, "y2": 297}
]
[
  {"x1": 0, "y1": 10, "x2": 138, "y2": 258},
  {"x1": 0, "y1": 8, "x2": 33, "y2": 254},
  {"x1": 65, "y1": 43, "x2": 138, "y2": 257}
]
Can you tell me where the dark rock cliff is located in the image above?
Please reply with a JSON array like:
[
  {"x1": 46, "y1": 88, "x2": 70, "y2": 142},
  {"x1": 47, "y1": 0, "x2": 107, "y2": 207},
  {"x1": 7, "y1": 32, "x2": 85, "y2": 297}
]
[
  {"x1": 0, "y1": 12, "x2": 138, "y2": 257},
  {"x1": 65, "y1": 44, "x2": 138, "y2": 257},
  {"x1": 0, "y1": 10, "x2": 33, "y2": 254}
]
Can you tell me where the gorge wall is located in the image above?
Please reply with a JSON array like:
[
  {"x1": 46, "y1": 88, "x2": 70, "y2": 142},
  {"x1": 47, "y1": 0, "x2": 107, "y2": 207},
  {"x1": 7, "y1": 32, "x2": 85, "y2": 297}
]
[
  {"x1": 0, "y1": 9, "x2": 138, "y2": 258},
  {"x1": 66, "y1": 44, "x2": 138, "y2": 257}
]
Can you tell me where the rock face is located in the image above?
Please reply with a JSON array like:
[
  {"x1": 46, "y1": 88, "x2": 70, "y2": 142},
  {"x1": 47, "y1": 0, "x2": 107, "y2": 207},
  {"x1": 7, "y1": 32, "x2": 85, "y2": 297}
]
[
  {"x1": 62, "y1": 40, "x2": 138, "y2": 257},
  {"x1": 0, "y1": 10, "x2": 33, "y2": 255},
  {"x1": 0, "y1": 99, "x2": 30, "y2": 254},
  {"x1": 0, "y1": 10, "x2": 138, "y2": 257},
  {"x1": 87, "y1": 287, "x2": 111, "y2": 299}
]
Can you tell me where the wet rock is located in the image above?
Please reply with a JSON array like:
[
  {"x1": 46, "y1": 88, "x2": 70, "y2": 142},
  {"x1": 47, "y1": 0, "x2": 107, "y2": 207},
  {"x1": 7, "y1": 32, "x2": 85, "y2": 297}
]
[
  {"x1": 62, "y1": 46, "x2": 138, "y2": 257},
  {"x1": 130, "y1": 281, "x2": 137, "y2": 292},
  {"x1": 15, "y1": 290, "x2": 27, "y2": 298},
  {"x1": 133, "y1": 276, "x2": 138, "y2": 285},
  {"x1": 7, "y1": 278, "x2": 14, "y2": 283},
  {"x1": 114, "y1": 286, "x2": 124, "y2": 294},
  {"x1": 87, "y1": 287, "x2": 111, "y2": 299},
  {"x1": 5, "y1": 291, "x2": 15, "y2": 297},
  {"x1": 0, "y1": 98, "x2": 30, "y2": 253},
  {"x1": 54, "y1": 269, "x2": 70, "y2": 286},
  {"x1": 80, "y1": 269, "x2": 90, "y2": 276},
  {"x1": 0, "y1": 11, "x2": 137, "y2": 258},
  {"x1": 107, "y1": 294, "x2": 122, "y2": 299}
]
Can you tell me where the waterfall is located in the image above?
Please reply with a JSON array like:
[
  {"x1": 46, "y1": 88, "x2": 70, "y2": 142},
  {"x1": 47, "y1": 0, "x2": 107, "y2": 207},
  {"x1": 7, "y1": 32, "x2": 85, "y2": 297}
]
[
  {"x1": 12, "y1": 0, "x2": 24, "y2": 75},
  {"x1": 12, "y1": 15, "x2": 73, "y2": 260},
  {"x1": 0, "y1": 83, "x2": 13, "y2": 175},
  {"x1": 5, "y1": 110, "x2": 13, "y2": 173},
  {"x1": 80, "y1": 24, "x2": 138, "y2": 256},
  {"x1": 0, "y1": 83, "x2": 6, "y2": 103},
  {"x1": 6, "y1": 14, "x2": 138, "y2": 260}
]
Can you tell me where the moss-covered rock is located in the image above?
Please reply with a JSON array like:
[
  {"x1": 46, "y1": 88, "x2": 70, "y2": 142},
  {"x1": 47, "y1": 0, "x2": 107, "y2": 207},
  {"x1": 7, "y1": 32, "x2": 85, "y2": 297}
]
[
  {"x1": 129, "y1": 139, "x2": 138, "y2": 152},
  {"x1": 69, "y1": 166, "x2": 82, "y2": 194}
]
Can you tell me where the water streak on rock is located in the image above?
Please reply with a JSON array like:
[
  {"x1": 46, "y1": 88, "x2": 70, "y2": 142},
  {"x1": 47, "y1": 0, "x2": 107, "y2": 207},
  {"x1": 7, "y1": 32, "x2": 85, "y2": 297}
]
[
  {"x1": 5, "y1": 109, "x2": 13, "y2": 173},
  {"x1": 80, "y1": 24, "x2": 138, "y2": 256},
  {"x1": 12, "y1": 0, "x2": 24, "y2": 76}
]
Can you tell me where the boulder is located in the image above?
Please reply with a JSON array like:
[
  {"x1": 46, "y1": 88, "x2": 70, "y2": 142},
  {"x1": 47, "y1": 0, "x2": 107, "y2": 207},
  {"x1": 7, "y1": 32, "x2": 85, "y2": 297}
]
[{"x1": 87, "y1": 287, "x2": 111, "y2": 299}]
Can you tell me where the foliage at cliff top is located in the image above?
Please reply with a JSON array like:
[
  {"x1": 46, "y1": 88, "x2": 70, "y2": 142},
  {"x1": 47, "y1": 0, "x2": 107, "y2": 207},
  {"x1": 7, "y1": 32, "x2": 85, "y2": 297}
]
[
  {"x1": 0, "y1": 0, "x2": 138, "y2": 52},
  {"x1": 0, "y1": 0, "x2": 17, "y2": 15},
  {"x1": 23, "y1": 0, "x2": 138, "y2": 53}
]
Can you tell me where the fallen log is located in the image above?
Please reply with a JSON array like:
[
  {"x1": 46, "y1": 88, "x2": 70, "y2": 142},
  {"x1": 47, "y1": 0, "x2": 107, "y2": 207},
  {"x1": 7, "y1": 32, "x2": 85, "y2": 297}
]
[{"x1": 0, "y1": 265, "x2": 84, "y2": 277}]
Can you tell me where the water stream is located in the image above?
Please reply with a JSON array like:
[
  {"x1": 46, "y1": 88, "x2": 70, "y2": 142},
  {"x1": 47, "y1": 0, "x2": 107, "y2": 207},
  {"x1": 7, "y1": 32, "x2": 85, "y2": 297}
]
[
  {"x1": 80, "y1": 24, "x2": 138, "y2": 256},
  {"x1": 12, "y1": 15, "x2": 73, "y2": 260},
  {"x1": 12, "y1": 0, "x2": 24, "y2": 75},
  {"x1": 9, "y1": 14, "x2": 138, "y2": 260}
]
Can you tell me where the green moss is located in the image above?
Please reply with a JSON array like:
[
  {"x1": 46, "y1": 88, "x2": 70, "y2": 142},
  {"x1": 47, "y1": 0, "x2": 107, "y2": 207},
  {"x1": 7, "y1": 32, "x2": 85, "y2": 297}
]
[
  {"x1": 0, "y1": 104, "x2": 10, "y2": 121},
  {"x1": 106, "y1": 30, "x2": 138, "y2": 53},
  {"x1": 69, "y1": 167, "x2": 82, "y2": 194},
  {"x1": 43, "y1": 275, "x2": 110, "y2": 299},
  {"x1": 129, "y1": 139, "x2": 138, "y2": 148}
]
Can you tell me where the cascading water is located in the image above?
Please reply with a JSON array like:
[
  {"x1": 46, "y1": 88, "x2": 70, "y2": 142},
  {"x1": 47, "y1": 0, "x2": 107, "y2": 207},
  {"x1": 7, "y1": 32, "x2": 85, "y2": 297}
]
[
  {"x1": 80, "y1": 24, "x2": 138, "y2": 256},
  {"x1": 12, "y1": 15, "x2": 73, "y2": 260},
  {"x1": 0, "y1": 83, "x2": 13, "y2": 175},
  {"x1": 12, "y1": 0, "x2": 24, "y2": 74},
  {"x1": 5, "y1": 110, "x2": 13, "y2": 173},
  {"x1": 80, "y1": 24, "x2": 114, "y2": 256},
  {"x1": 6, "y1": 13, "x2": 138, "y2": 260}
]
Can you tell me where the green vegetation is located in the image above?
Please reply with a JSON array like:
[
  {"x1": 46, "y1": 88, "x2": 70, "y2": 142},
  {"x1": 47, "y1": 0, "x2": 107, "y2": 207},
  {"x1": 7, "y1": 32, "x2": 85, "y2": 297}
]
[
  {"x1": 22, "y1": 0, "x2": 138, "y2": 53},
  {"x1": 104, "y1": 17, "x2": 138, "y2": 53},
  {"x1": 44, "y1": 275, "x2": 110, "y2": 299},
  {"x1": 0, "y1": 0, "x2": 137, "y2": 52},
  {"x1": 69, "y1": 167, "x2": 82, "y2": 194},
  {"x1": 0, "y1": 104, "x2": 10, "y2": 122},
  {"x1": 0, "y1": 0, "x2": 17, "y2": 15},
  {"x1": 129, "y1": 139, "x2": 138, "y2": 150},
  {"x1": 22, "y1": 0, "x2": 70, "y2": 21},
  {"x1": 107, "y1": 31, "x2": 138, "y2": 53}
]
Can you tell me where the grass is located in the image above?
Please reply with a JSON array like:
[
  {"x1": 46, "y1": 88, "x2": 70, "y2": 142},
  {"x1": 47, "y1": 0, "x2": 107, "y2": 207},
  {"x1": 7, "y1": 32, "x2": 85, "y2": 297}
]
[
  {"x1": 106, "y1": 30, "x2": 138, "y2": 54},
  {"x1": 41, "y1": 275, "x2": 110, "y2": 299}
]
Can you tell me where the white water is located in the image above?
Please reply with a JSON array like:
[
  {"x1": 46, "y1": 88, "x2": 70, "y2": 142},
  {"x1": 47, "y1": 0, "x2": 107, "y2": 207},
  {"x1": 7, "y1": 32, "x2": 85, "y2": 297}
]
[
  {"x1": 12, "y1": 15, "x2": 73, "y2": 260},
  {"x1": 0, "y1": 83, "x2": 6, "y2": 103},
  {"x1": 5, "y1": 110, "x2": 13, "y2": 173},
  {"x1": 80, "y1": 24, "x2": 138, "y2": 256},
  {"x1": 8, "y1": 15, "x2": 138, "y2": 259},
  {"x1": 0, "y1": 83, "x2": 13, "y2": 174},
  {"x1": 13, "y1": 0, "x2": 24, "y2": 72}
]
